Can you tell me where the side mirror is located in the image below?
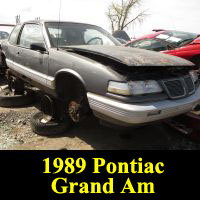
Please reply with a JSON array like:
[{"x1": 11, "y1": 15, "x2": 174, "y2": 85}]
[{"x1": 30, "y1": 43, "x2": 47, "y2": 52}]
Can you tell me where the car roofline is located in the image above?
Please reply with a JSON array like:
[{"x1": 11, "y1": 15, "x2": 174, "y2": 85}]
[{"x1": 23, "y1": 20, "x2": 100, "y2": 27}]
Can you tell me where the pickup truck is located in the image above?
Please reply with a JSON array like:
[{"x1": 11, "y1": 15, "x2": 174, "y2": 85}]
[{"x1": 1, "y1": 20, "x2": 200, "y2": 128}]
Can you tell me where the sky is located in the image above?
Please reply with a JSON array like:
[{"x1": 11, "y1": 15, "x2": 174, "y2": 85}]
[{"x1": 0, "y1": 0, "x2": 199, "y2": 38}]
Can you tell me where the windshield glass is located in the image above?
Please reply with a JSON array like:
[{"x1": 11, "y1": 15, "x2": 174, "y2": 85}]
[
  {"x1": 45, "y1": 22, "x2": 120, "y2": 47},
  {"x1": 156, "y1": 31, "x2": 198, "y2": 47}
]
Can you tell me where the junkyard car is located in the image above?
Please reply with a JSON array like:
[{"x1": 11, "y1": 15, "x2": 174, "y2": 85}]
[
  {"x1": 126, "y1": 30, "x2": 200, "y2": 67},
  {"x1": 1, "y1": 21, "x2": 200, "y2": 127}
]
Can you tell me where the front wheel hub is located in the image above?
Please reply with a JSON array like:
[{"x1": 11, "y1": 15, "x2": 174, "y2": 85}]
[{"x1": 68, "y1": 101, "x2": 81, "y2": 123}]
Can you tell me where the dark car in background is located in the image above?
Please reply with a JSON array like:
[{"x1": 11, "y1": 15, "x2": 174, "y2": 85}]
[
  {"x1": 112, "y1": 30, "x2": 131, "y2": 44},
  {"x1": 126, "y1": 30, "x2": 200, "y2": 67},
  {"x1": 115, "y1": 37, "x2": 127, "y2": 44}
]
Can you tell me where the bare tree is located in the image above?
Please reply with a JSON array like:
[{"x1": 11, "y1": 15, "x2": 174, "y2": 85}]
[{"x1": 106, "y1": 0, "x2": 147, "y2": 33}]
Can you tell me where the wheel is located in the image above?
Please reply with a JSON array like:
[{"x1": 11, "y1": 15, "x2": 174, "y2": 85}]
[
  {"x1": 62, "y1": 92, "x2": 91, "y2": 124},
  {"x1": 30, "y1": 112, "x2": 71, "y2": 136},
  {"x1": 0, "y1": 86, "x2": 35, "y2": 108}
]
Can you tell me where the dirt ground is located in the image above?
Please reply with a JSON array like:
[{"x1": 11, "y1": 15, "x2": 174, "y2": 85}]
[
  {"x1": 0, "y1": 77, "x2": 200, "y2": 150},
  {"x1": 0, "y1": 104, "x2": 200, "y2": 150}
]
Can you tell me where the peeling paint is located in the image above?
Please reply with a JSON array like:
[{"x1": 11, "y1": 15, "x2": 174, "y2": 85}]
[{"x1": 63, "y1": 45, "x2": 194, "y2": 67}]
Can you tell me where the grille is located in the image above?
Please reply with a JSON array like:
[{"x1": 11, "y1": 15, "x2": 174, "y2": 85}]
[
  {"x1": 184, "y1": 76, "x2": 195, "y2": 94},
  {"x1": 163, "y1": 79, "x2": 185, "y2": 99}
]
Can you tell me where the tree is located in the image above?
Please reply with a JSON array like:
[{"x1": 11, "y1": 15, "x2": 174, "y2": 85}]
[{"x1": 106, "y1": 0, "x2": 147, "y2": 33}]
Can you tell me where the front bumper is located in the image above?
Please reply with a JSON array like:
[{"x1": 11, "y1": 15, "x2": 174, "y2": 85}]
[{"x1": 87, "y1": 86, "x2": 200, "y2": 126}]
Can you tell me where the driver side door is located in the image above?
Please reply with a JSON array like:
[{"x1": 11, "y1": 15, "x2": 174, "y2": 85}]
[{"x1": 15, "y1": 23, "x2": 49, "y2": 78}]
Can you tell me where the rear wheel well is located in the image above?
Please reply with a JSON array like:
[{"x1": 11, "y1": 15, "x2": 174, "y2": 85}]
[{"x1": 55, "y1": 73, "x2": 86, "y2": 101}]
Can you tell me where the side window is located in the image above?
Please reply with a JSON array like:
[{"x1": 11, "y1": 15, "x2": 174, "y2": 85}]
[
  {"x1": 84, "y1": 29, "x2": 114, "y2": 45},
  {"x1": 19, "y1": 24, "x2": 45, "y2": 49},
  {"x1": 9, "y1": 25, "x2": 21, "y2": 45}
]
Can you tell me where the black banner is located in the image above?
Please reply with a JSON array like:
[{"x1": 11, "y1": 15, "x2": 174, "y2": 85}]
[{"x1": 0, "y1": 150, "x2": 198, "y2": 199}]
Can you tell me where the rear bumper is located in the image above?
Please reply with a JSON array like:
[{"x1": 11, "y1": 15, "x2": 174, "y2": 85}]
[{"x1": 87, "y1": 87, "x2": 200, "y2": 126}]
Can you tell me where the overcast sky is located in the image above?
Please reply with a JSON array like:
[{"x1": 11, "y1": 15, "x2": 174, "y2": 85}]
[{"x1": 0, "y1": 0, "x2": 199, "y2": 38}]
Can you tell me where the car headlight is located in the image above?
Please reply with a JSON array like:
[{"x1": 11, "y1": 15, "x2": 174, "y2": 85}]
[
  {"x1": 108, "y1": 80, "x2": 163, "y2": 96},
  {"x1": 108, "y1": 81, "x2": 132, "y2": 96},
  {"x1": 129, "y1": 80, "x2": 163, "y2": 95},
  {"x1": 189, "y1": 70, "x2": 198, "y2": 83}
]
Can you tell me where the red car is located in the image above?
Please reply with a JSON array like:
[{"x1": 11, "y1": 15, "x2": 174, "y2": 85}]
[{"x1": 126, "y1": 30, "x2": 200, "y2": 67}]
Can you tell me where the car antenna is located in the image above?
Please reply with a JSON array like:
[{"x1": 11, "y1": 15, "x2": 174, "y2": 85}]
[{"x1": 57, "y1": 0, "x2": 62, "y2": 50}]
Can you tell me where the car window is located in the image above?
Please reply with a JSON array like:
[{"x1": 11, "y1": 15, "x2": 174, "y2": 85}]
[
  {"x1": 45, "y1": 22, "x2": 120, "y2": 47},
  {"x1": 128, "y1": 39, "x2": 168, "y2": 51},
  {"x1": 84, "y1": 29, "x2": 115, "y2": 45},
  {"x1": 19, "y1": 24, "x2": 45, "y2": 49},
  {"x1": 9, "y1": 25, "x2": 21, "y2": 45},
  {"x1": 0, "y1": 31, "x2": 9, "y2": 40},
  {"x1": 155, "y1": 31, "x2": 198, "y2": 47}
]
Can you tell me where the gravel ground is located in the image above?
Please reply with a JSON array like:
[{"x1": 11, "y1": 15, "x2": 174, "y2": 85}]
[{"x1": 0, "y1": 105, "x2": 200, "y2": 150}]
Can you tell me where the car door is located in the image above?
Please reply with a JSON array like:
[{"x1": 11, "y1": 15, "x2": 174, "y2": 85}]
[{"x1": 15, "y1": 23, "x2": 49, "y2": 81}]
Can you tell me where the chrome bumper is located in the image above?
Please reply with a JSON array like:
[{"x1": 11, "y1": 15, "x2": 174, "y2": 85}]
[{"x1": 87, "y1": 87, "x2": 200, "y2": 125}]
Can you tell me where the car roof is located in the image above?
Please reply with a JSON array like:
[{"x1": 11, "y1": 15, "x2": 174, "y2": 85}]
[{"x1": 23, "y1": 20, "x2": 98, "y2": 27}]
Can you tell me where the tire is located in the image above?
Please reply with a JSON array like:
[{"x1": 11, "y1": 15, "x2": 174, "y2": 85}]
[
  {"x1": 30, "y1": 112, "x2": 71, "y2": 136},
  {"x1": 0, "y1": 86, "x2": 35, "y2": 108}
]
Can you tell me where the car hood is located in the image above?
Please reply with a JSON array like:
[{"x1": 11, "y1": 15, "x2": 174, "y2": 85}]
[
  {"x1": 63, "y1": 45, "x2": 193, "y2": 67},
  {"x1": 190, "y1": 36, "x2": 200, "y2": 44}
]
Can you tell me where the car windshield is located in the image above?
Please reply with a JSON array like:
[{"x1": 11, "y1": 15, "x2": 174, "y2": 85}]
[
  {"x1": 45, "y1": 22, "x2": 120, "y2": 47},
  {"x1": 156, "y1": 31, "x2": 199, "y2": 47}
]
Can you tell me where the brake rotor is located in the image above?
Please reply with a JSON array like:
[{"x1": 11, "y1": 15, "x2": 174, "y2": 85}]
[{"x1": 68, "y1": 101, "x2": 81, "y2": 123}]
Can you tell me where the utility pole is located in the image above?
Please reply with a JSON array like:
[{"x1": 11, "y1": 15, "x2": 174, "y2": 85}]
[
  {"x1": 35, "y1": 17, "x2": 40, "y2": 21},
  {"x1": 15, "y1": 15, "x2": 21, "y2": 24}
]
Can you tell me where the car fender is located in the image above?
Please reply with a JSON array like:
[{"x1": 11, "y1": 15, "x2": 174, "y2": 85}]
[{"x1": 55, "y1": 68, "x2": 86, "y2": 87}]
